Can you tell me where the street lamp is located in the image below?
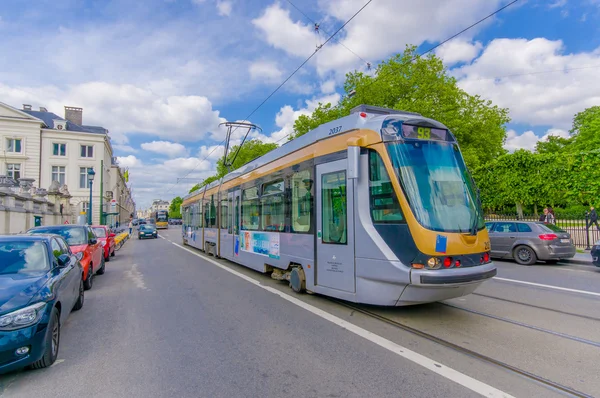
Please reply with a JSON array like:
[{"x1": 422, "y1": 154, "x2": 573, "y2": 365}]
[{"x1": 88, "y1": 168, "x2": 95, "y2": 225}]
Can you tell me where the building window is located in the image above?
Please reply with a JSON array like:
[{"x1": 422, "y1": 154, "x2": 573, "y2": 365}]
[
  {"x1": 80, "y1": 167, "x2": 92, "y2": 188},
  {"x1": 261, "y1": 180, "x2": 285, "y2": 232},
  {"x1": 291, "y1": 169, "x2": 312, "y2": 233},
  {"x1": 6, "y1": 138, "x2": 22, "y2": 153},
  {"x1": 53, "y1": 143, "x2": 66, "y2": 156},
  {"x1": 6, "y1": 163, "x2": 21, "y2": 180},
  {"x1": 80, "y1": 145, "x2": 93, "y2": 158},
  {"x1": 81, "y1": 201, "x2": 89, "y2": 215},
  {"x1": 51, "y1": 166, "x2": 66, "y2": 185},
  {"x1": 241, "y1": 186, "x2": 259, "y2": 230}
]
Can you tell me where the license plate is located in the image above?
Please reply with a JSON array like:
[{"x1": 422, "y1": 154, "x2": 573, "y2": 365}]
[{"x1": 560, "y1": 239, "x2": 570, "y2": 243}]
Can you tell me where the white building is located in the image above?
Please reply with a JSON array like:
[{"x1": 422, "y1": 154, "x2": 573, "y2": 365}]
[
  {"x1": 151, "y1": 199, "x2": 170, "y2": 212},
  {"x1": 0, "y1": 102, "x2": 136, "y2": 226},
  {"x1": 0, "y1": 102, "x2": 44, "y2": 182}
]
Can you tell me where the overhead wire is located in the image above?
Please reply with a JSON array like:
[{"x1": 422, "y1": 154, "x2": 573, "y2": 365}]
[{"x1": 226, "y1": 0, "x2": 374, "y2": 167}]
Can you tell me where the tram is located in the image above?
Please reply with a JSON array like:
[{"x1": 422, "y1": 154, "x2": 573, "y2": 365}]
[{"x1": 181, "y1": 105, "x2": 496, "y2": 306}]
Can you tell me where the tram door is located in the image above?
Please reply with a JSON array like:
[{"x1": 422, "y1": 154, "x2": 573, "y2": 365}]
[
  {"x1": 315, "y1": 160, "x2": 356, "y2": 293},
  {"x1": 232, "y1": 189, "x2": 241, "y2": 258},
  {"x1": 221, "y1": 191, "x2": 234, "y2": 259}
]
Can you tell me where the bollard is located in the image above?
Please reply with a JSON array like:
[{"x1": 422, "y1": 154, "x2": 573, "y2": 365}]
[{"x1": 585, "y1": 211, "x2": 591, "y2": 250}]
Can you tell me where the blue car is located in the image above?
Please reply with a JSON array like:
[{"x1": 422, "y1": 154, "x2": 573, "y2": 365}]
[{"x1": 0, "y1": 235, "x2": 84, "y2": 374}]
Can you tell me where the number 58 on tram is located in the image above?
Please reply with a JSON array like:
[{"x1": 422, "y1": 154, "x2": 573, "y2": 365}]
[{"x1": 181, "y1": 105, "x2": 495, "y2": 306}]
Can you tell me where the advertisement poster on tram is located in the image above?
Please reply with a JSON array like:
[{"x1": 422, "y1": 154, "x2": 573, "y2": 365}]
[{"x1": 240, "y1": 231, "x2": 280, "y2": 259}]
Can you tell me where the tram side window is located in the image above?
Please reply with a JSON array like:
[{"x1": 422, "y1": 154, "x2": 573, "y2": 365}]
[
  {"x1": 369, "y1": 151, "x2": 404, "y2": 223},
  {"x1": 241, "y1": 186, "x2": 260, "y2": 230},
  {"x1": 209, "y1": 195, "x2": 217, "y2": 228},
  {"x1": 291, "y1": 169, "x2": 312, "y2": 233},
  {"x1": 234, "y1": 196, "x2": 240, "y2": 235},
  {"x1": 261, "y1": 180, "x2": 285, "y2": 232},
  {"x1": 203, "y1": 199, "x2": 210, "y2": 228},
  {"x1": 321, "y1": 171, "x2": 347, "y2": 244},
  {"x1": 220, "y1": 197, "x2": 228, "y2": 229}
]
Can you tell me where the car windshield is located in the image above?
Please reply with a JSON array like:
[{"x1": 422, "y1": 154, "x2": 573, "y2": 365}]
[
  {"x1": 0, "y1": 241, "x2": 50, "y2": 275},
  {"x1": 141, "y1": 225, "x2": 155, "y2": 231},
  {"x1": 30, "y1": 227, "x2": 87, "y2": 245},
  {"x1": 92, "y1": 227, "x2": 107, "y2": 238},
  {"x1": 386, "y1": 141, "x2": 484, "y2": 233}
]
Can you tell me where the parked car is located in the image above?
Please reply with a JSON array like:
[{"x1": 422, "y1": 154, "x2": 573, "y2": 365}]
[
  {"x1": 592, "y1": 240, "x2": 600, "y2": 267},
  {"x1": 0, "y1": 235, "x2": 84, "y2": 374},
  {"x1": 27, "y1": 225, "x2": 105, "y2": 290},
  {"x1": 91, "y1": 225, "x2": 116, "y2": 262},
  {"x1": 138, "y1": 224, "x2": 158, "y2": 239},
  {"x1": 485, "y1": 221, "x2": 576, "y2": 265}
]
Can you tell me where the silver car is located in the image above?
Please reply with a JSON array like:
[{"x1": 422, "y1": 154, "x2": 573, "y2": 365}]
[{"x1": 485, "y1": 221, "x2": 576, "y2": 265}]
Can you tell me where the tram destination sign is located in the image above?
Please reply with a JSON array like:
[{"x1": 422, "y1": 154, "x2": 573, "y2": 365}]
[{"x1": 401, "y1": 124, "x2": 448, "y2": 141}]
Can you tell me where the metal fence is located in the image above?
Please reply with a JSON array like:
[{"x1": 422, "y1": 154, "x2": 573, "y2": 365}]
[{"x1": 484, "y1": 213, "x2": 600, "y2": 249}]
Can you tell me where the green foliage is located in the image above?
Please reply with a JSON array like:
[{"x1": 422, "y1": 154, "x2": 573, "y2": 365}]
[
  {"x1": 169, "y1": 196, "x2": 183, "y2": 218},
  {"x1": 188, "y1": 140, "x2": 278, "y2": 194},
  {"x1": 291, "y1": 45, "x2": 510, "y2": 170},
  {"x1": 535, "y1": 135, "x2": 572, "y2": 154},
  {"x1": 569, "y1": 106, "x2": 600, "y2": 152}
]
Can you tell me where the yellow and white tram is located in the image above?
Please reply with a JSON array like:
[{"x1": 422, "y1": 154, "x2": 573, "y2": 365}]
[{"x1": 181, "y1": 105, "x2": 495, "y2": 306}]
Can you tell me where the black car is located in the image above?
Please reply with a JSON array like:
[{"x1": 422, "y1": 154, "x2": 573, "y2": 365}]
[
  {"x1": 0, "y1": 235, "x2": 84, "y2": 374},
  {"x1": 138, "y1": 224, "x2": 158, "y2": 239},
  {"x1": 592, "y1": 240, "x2": 600, "y2": 267}
]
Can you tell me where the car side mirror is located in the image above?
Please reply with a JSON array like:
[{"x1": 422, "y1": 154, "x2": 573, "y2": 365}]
[
  {"x1": 109, "y1": 233, "x2": 116, "y2": 238},
  {"x1": 75, "y1": 252, "x2": 84, "y2": 261},
  {"x1": 57, "y1": 254, "x2": 70, "y2": 267},
  {"x1": 89, "y1": 238, "x2": 98, "y2": 245}
]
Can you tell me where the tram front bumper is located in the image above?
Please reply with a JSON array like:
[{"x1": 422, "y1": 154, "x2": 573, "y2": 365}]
[{"x1": 409, "y1": 262, "x2": 497, "y2": 286}]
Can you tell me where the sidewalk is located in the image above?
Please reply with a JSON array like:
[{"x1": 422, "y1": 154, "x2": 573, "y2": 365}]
[{"x1": 563, "y1": 252, "x2": 596, "y2": 266}]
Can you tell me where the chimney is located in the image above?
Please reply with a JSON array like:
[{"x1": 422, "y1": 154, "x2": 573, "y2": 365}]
[
  {"x1": 64, "y1": 106, "x2": 83, "y2": 125},
  {"x1": 23, "y1": 104, "x2": 32, "y2": 111},
  {"x1": 39, "y1": 107, "x2": 47, "y2": 112}
]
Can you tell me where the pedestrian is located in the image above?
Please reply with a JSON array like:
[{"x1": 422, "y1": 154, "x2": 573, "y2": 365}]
[
  {"x1": 587, "y1": 206, "x2": 600, "y2": 230},
  {"x1": 129, "y1": 219, "x2": 133, "y2": 235},
  {"x1": 543, "y1": 207, "x2": 555, "y2": 224}
]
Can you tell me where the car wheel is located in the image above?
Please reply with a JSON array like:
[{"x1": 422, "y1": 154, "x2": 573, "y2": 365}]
[
  {"x1": 30, "y1": 307, "x2": 60, "y2": 369},
  {"x1": 97, "y1": 256, "x2": 106, "y2": 275},
  {"x1": 514, "y1": 245, "x2": 537, "y2": 266},
  {"x1": 84, "y1": 265, "x2": 94, "y2": 290},
  {"x1": 73, "y1": 278, "x2": 84, "y2": 311}
]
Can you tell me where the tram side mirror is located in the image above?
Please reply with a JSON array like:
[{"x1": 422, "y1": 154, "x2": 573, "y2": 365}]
[{"x1": 347, "y1": 146, "x2": 360, "y2": 179}]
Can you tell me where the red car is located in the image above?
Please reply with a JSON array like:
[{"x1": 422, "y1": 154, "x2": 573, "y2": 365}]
[
  {"x1": 92, "y1": 225, "x2": 116, "y2": 261},
  {"x1": 27, "y1": 225, "x2": 105, "y2": 290}
]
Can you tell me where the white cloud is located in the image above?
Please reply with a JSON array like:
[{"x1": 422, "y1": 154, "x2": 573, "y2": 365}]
[
  {"x1": 0, "y1": 82, "x2": 226, "y2": 142},
  {"x1": 436, "y1": 39, "x2": 483, "y2": 65},
  {"x1": 320, "y1": 79, "x2": 336, "y2": 94},
  {"x1": 504, "y1": 128, "x2": 570, "y2": 152},
  {"x1": 253, "y1": 1, "x2": 507, "y2": 77},
  {"x1": 141, "y1": 141, "x2": 189, "y2": 158},
  {"x1": 456, "y1": 38, "x2": 600, "y2": 129},
  {"x1": 116, "y1": 155, "x2": 143, "y2": 168},
  {"x1": 216, "y1": 0, "x2": 233, "y2": 16},
  {"x1": 271, "y1": 93, "x2": 342, "y2": 142},
  {"x1": 549, "y1": 0, "x2": 567, "y2": 8},
  {"x1": 249, "y1": 61, "x2": 283, "y2": 84}
]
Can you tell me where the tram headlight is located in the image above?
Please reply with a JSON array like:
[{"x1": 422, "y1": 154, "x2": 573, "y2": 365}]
[{"x1": 426, "y1": 257, "x2": 441, "y2": 269}]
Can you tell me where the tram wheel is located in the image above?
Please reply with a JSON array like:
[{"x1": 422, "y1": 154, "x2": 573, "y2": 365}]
[{"x1": 290, "y1": 267, "x2": 306, "y2": 293}]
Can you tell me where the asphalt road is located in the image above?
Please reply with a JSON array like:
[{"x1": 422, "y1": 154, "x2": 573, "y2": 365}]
[{"x1": 1, "y1": 227, "x2": 598, "y2": 397}]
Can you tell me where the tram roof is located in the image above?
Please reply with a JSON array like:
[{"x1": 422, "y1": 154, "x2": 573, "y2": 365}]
[{"x1": 184, "y1": 105, "x2": 448, "y2": 200}]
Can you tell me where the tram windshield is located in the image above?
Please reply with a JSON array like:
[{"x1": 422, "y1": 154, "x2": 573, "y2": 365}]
[{"x1": 386, "y1": 141, "x2": 484, "y2": 233}]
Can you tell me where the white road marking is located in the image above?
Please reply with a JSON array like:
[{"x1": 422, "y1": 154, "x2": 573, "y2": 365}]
[
  {"x1": 171, "y1": 242, "x2": 514, "y2": 398},
  {"x1": 50, "y1": 359, "x2": 65, "y2": 367},
  {"x1": 494, "y1": 277, "x2": 600, "y2": 297}
]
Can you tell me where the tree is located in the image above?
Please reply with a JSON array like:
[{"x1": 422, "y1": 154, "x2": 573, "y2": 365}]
[
  {"x1": 291, "y1": 45, "x2": 510, "y2": 170},
  {"x1": 535, "y1": 135, "x2": 573, "y2": 154},
  {"x1": 188, "y1": 139, "x2": 278, "y2": 194},
  {"x1": 169, "y1": 196, "x2": 183, "y2": 218},
  {"x1": 569, "y1": 106, "x2": 600, "y2": 152}
]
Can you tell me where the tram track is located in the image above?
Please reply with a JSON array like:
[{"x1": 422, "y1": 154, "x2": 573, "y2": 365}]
[
  {"x1": 471, "y1": 292, "x2": 600, "y2": 322},
  {"x1": 330, "y1": 298, "x2": 595, "y2": 398},
  {"x1": 439, "y1": 302, "x2": 600, "y2": 348}
]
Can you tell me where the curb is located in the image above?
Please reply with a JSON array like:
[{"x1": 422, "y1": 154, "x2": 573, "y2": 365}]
[{"x1": 561, "y1": 258, "x2": 595, "y2": 266}]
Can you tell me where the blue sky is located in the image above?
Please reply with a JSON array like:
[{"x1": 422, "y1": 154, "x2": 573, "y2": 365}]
[{"x1": 1, "y1": 0, "x2": 599, "y2": 208}]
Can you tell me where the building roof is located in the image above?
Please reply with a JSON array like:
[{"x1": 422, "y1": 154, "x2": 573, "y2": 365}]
[{"x1": 22, "y1": 109, "x2": 108, "y2": 135}]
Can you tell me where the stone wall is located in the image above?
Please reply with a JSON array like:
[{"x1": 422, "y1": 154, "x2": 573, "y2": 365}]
[{"x1": 0, "y1": 176, "x2": 74, "y2": 235}]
